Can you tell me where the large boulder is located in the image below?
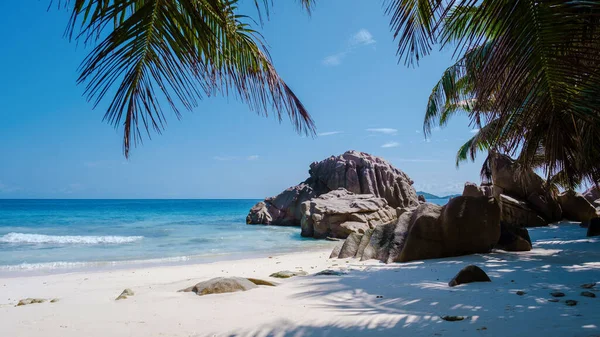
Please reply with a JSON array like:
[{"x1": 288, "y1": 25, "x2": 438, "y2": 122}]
[
  {"x1": 246, "y1": 202, "x2": 272, "y2": 225},
  {"x1": 398, "y1": 196, "x2": 500, "y2": 262},
  {"x1": 462, "y1": 182, "x2": 493, "y2": 198},
  {"x1": 497, "y1": 223, "x2": 532, "y2": 251},
  {"x1": 360, "y1": 221, "x2": 398, "y2": 262},
  {"x1": 558, "y1": 190, "x2": 597, "y2": 222},
  {"x1": 490, "y1": 152, "x2": 562, "y2": 222},
  {"x1": 588, "y1": 218, "x2": 600, "y2": 237},
  {"x1": 340, "y1": 196, "x2": 500, "y2": 263},
  {"x1": 248, "y1": 151, "x2": 419, "y2": 226},
  {"x1": 246, "y1": 183, "x2": 316, "y2": 226},
  {"x1": 338, "y1": 232, "x2": 364, "y2": 258},
  {"x1": 300, "y1": 189, "x2": 399, "y2": 239},
  {"x1": 499, "y1": 194, "x2": 547, "y2": 227}
]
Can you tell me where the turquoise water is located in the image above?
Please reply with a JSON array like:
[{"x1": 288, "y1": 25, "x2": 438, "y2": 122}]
[
  {"x1": 0, "y1": 199, "x2": 337, "y2": 273},
  {"x1": 427, "y1": 198, "x2": 450, "y2": 206}
]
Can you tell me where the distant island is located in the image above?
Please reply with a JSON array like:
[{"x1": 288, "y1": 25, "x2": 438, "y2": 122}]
[{"x1": 416, "y1": 191, "x2": 461, "y2": 199}]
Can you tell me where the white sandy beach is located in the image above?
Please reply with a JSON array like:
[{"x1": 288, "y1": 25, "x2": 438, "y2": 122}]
[{"x1": 1, "y1": 223, "x2": 599, "y2": 337}]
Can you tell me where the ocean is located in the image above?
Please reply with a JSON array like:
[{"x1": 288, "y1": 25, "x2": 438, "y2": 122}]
[{"x1": 0, "y1": 198, "x2": 450, "y2": 274}]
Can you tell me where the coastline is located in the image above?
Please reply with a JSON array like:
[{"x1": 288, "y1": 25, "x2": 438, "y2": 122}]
[
  {"x1": 1, "y1": 223, "x2": 599, "y2": 337},
  {"x1": 0, "y1": 240, "x2": 338, "y2": 278}
]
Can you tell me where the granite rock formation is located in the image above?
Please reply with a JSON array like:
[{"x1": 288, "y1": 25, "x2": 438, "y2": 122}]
[
  {"x1": 247, "y1": 151, "x2": 419, "y2": 228},
  {"x1": 300, "y1": 189, "x2": 400, "y2": 239},
  {"x1": 331, "y1": 196, "x2": 501, "y2": 263}
]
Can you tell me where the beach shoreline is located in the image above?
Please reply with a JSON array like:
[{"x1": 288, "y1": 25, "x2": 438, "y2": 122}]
[
  {"x1": 0, "y1": 241, "x2": 338, "y2": 278},
  {"x1": 1, "y1": 224, "x2": 599, "y2": 337}
]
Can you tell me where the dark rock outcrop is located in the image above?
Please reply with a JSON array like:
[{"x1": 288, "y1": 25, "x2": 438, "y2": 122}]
[
  {"x1": 499, "y1": 194, "x2": 547, "y2": 228},
  {"x1": 558, "y1": 190, "x2": 597, "y2": 223},
  {"x1": 583, "y1": 186, "x2": 600, "y2": 204},
  {"x1": 497, "y1": 223, "x2": 532, "y2": 251},
  {"x1": 398, "y1": 197, "x2": 500, "y2": 262},
  {"x1": 338, "y1": 232, "x2": 364, "y2": 258},
  {"x1": 336, "y1": 196, "x2": 501, "y2": 263},
  {"x1": 448, "y1": 265, "x2": 491, "y2": 287},
  {"x1": 490, "y1": 152, "x2": 562, "y2": 223},
  {"x1": 247, "y1": 184, "x2": 316, "y2": 226},
  {"x1": 246, "y1": 202, "x2": 273, "y2": 225},
  {"x1": 588, "y1": 218, "x2": 600, "y2": 237},
  {"x1": 247, "y1": 151, "x2": 419, "y2": 227},
  {"x1": 462, "y1": 182, "x2": 493, "y2": 198},
  {"x1": 329, "y1": 242, "x2": 343, "y2": 258},
  {"x1": 300, "y1": 189, "x2": 400, "y2": 239}
]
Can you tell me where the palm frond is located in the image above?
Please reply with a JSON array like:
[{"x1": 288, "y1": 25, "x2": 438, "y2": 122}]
[
  {"x1": 65, "y1": 0, "x2": 315, "y2": 157},
  {"x1": 385, "y1": 0, "x2": 446, "y2": 66},
  {"x1": 403, "y1": 0, "x2": 600, "y2": 189},
  {"x1": 455, "y1": 117, "x2": 500, "y2": 167}
]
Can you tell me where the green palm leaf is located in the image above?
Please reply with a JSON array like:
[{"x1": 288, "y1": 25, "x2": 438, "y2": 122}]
[
  {"x1": 391, "y1": 0, "x2": 600, "y2": 188},
  {"x1": 65, "y1": 0, "x2": 315, "y2": 157}
]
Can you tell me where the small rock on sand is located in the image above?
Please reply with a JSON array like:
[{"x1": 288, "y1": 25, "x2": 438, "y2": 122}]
[
  {"x1": 581, "y1": 291, "x2": 596, "y2": 298},
  {"x1": 180, "y1": 277, "x2": 258, "y2": 296},
  {"x1": 17, "y1": 298, "x2": 46, "y2": 306},
  {"x1": 581, "y1": 283, "x2": 596, "y2": 289},
  {"x1": 50, "y1": 298, "x2": 60, "y2": 303},
  {"x1": 551, "y1": 292, "x2": 565, "y2": 297},
  {"x1": 269, "y1": 270, "x2": 308, "y2": 279},
  {"x1": 315, "y1": 270, "x2": 347, "y2": 276},
  {"x1": 116, "y1": 288, "x2": 135, "y2": 300},
  {"x1": 246, "y1": 278, "x2": 276, "y2": 286},
  {"x1": 448, "y1": 265, "x2": 491, "y2": 287}
]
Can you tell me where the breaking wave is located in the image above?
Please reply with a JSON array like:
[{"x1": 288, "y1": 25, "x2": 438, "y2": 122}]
[{"x1": 0, "y1": 232, "x2": 143, "y2": 245}]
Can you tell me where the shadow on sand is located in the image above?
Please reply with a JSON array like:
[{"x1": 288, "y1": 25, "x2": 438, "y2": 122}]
[{"x1": 204, "y1": 224, "x2": 600, "y2": 337}]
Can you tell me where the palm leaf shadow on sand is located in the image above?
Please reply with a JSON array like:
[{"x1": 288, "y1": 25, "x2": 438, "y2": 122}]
[{"x1": 202, "y1": 224, "x2": 600, "y2": 337}]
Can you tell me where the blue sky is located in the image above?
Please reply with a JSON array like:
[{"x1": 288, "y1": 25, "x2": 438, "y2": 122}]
[{"x1": 0, "y1": 1, "x2": 486, "y2": 199}]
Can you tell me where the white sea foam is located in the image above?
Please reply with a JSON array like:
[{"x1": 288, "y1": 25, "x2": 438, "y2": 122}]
[
  {"x1": 0, "y1": 232, "x2": 143, "y2": 245},
  {"x1": 0, "y1": 255, "x2": 193, "y2": 271}
]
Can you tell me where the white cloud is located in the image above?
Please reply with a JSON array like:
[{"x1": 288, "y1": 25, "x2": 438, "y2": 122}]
[
  {"x1": 351, "y1": 29, "x2": 376, "y2": 46},
  {"x1": 381, "y1": 141, "x2": 400, "y2": 148},
  {"x1": 323, "y1": 29, "x2": 376, "y2": 66},
  {"x1": 318, "y1": 131, "x2": 343, "y2": 137},
  {"x1": 433, "y1": 126, "x2": 441, "y2": 132},
  {"x1": 415, "y1": 130, "x2": 421, "y2": 134},
  {"x1": 247, "y1": 155, "x2": 259, "y2": 161},
  {"x1": 322, "y1": 53, "x2": 345, "y2": 66},
  {"x1": 366, "y1": 128, "x2": 397, "y2": 135},
  {"x1": 470, "y1": 129, "x2": 480, "y2": 133}
]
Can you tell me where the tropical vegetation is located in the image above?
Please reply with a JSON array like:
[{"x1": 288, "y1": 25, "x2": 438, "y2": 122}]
[{"x1": 385, "y1": 0, "x2": 600, "y2": 188}]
